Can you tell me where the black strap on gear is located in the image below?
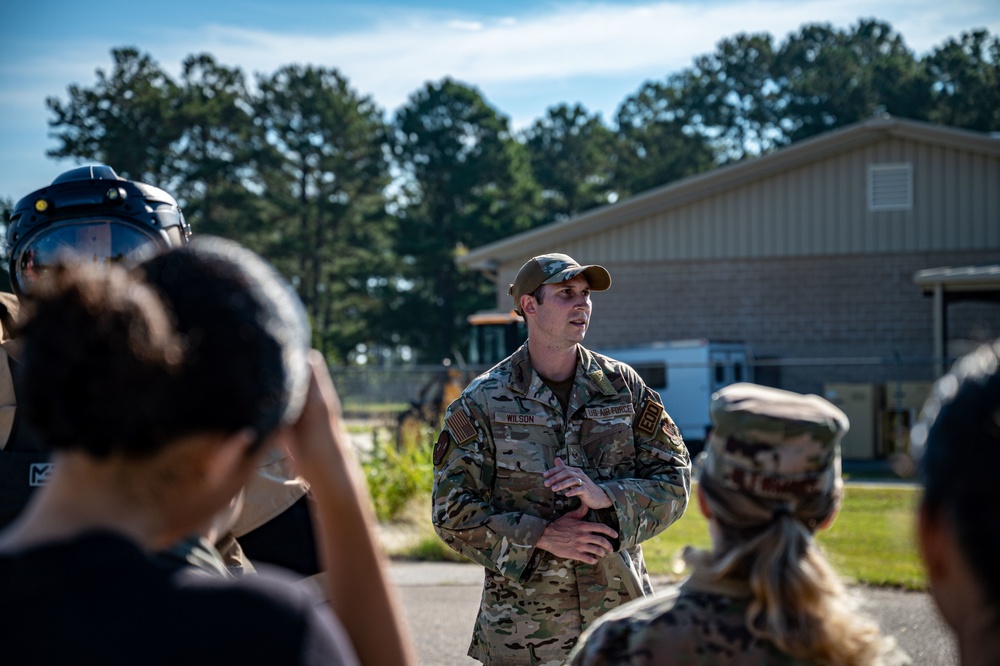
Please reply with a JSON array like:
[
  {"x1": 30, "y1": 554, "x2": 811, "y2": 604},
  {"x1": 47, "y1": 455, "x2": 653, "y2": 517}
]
[
  {"x1": 0, "y1": 353, "x2": 51, "y2": 530},
  {"x1": 0, "y1": 449, "x2": 52, "y2": 530}
]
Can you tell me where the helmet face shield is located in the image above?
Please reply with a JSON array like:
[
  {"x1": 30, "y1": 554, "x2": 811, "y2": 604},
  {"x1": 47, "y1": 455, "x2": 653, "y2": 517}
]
[
  {"x1": 7, "y1": 165, "x2": 190, "y2": 299},
  {"x1": 12, "y1": 220, "x2": 162, "y2": 297}
]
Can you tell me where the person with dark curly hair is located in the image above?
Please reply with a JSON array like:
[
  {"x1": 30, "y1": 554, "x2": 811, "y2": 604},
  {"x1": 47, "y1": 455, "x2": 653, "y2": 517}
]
[
  {"x1": 0, "y1": 238, "x2": 415, "y2": 666},
  {"x1": 1, "y1": 166, "x2": 323, "y2": 581},
  {"x1": 913, "y1": 340, "x2": 1000, "y2": 666}
]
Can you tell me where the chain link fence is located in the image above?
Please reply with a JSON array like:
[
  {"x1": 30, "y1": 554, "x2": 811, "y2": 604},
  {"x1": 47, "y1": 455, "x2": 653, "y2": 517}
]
[
  {"x1": 332, "y1": 356, "x2": 946, "y2": 461},
  {"x1": 331, "y1": 364, "x2": 487, "y2": 421}
]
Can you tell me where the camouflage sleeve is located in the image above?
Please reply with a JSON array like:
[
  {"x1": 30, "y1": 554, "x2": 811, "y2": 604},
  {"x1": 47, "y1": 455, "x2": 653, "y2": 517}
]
[
  {"x1": 598, "y1": 382, "x2": 691, "y2": 550},
  {"x1": 431, "y1": 395, "x2": 549, "y2": 582},
  {"x1": 566, "y1": 603, "x2": 639, "y2": 666}
]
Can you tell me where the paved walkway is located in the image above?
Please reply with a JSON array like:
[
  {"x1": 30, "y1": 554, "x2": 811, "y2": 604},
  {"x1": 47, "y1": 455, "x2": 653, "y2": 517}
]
[{"x1": 388, "y1": 560, "x2": 958, "y2": 666}]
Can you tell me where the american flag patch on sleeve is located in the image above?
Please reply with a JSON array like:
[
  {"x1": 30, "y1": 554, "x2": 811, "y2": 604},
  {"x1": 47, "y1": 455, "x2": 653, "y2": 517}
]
[{"x1": 446, "y1": 410, "x2": 478, "y2": 445}]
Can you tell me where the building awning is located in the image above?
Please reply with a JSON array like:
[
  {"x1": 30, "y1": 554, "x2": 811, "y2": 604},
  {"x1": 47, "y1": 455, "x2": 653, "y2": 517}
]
[
  {"x1": 913, "y1": 264, "x2": 1000, "y2": 376},
  {"x1": 914, "y1": 264, "x2": 1000, "y2": 295}
]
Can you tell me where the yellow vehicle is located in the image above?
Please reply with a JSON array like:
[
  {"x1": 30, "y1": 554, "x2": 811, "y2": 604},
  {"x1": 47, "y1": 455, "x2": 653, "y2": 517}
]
[
  {"x1": 396, "y1": 363, "x2": 464, "y2": 448},
  {"x1": 466, "y1": 309, "x2": 526, "y2": 367},
  {"x1": 395, "y1": 310, "x2": 526, "y2": 448}
]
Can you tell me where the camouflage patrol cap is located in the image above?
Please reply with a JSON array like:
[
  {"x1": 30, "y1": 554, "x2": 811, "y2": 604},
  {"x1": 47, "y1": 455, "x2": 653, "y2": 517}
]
[
  {"x1": 703, "y1": 383, "x2": 848, "y2": 502},
  {"x1": 508, "y1": 253, "x2": 611, "y2": 315}
]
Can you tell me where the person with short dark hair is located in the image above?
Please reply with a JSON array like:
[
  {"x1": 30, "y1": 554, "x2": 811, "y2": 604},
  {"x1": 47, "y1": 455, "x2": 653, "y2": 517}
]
[
  {"x1": 568, "y1": 383, "x2": 909, "y2": 666},
  {"x1": 432, "y1": 253, "x2": 691, "y2": 665},
  {"x1": 913, "y1": 340, "x2": 1000, "y2": 666},
  {"x1": 0, "y1": 238, "x2": 415, "y2": 665}
]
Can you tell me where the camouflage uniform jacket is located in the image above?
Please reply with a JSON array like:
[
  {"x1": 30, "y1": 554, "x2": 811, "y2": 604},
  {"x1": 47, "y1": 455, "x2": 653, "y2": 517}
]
[
  {"x1": 432, "y1": 344, "x2": 691, "y2": 666},
  {"x1": 567, "y1": 570, "x2": 913, "y2": 666}
]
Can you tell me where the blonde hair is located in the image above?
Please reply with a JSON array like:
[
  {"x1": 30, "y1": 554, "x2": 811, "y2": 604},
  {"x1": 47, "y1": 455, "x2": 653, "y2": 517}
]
[{"x1": 689, "y1": 474, "x2": 893, "y2": 666}]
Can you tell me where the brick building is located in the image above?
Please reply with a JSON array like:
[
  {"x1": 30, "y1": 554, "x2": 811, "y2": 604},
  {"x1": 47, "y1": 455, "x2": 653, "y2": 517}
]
[{"x1": 459, "y1": 117, "x2": 1000, "y2": 458}]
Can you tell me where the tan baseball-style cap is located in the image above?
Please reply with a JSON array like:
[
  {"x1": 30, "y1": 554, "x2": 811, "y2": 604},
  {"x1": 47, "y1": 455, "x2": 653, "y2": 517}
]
[
  {"x1": 702, "y1": 383, "x2": 848, "y2": 503},
  {"x1": 508, "y1": 253, "x2": 611, "y2": 315}
]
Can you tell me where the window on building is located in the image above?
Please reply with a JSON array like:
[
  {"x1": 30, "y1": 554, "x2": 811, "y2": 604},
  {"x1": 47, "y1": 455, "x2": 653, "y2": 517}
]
[
  {"x1": 632, "y1": 362, "x2": 667, "y2": 390},
  {"x1": 868, "y1": 163, "x2": 913, "y2": 211}
]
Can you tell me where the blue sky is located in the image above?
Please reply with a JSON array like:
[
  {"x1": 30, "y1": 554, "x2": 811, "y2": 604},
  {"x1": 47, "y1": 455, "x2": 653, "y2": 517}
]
[{"x1": 1, "y1": 0, "x2": 997, "y2": 202}]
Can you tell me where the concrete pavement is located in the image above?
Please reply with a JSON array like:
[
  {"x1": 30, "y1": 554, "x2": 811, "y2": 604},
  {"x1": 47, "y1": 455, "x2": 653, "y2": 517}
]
[
  {"x1": 388, "y1": 560, "x2": 959, "y2": 666},
  {"x1": 390, "y1": 562, "x2": 481, "y2": 666}
]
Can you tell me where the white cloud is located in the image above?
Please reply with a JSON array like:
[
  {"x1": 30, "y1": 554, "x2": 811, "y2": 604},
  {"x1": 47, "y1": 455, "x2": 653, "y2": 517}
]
[
  {"x1": 2, "y1": 0, "x2": 997, "y2": 198},
  {"x1": 447, "y1": 20, "x2": 485, "y2": 31},
  {"x1": 16, "y1": 1, "x2": 999, "y2": 120},
  {"x1": 145, "y1": 0, "x2": 996, "y2": 116}
]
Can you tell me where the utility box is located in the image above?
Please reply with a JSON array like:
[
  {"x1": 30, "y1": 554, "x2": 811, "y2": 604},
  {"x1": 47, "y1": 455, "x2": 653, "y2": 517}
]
[
  {"x1": 598, "y1": 340, "x2": 753, "y2": 453},
  {"x1": 824, "y1": 383, "x2": 884, "y2": 460},
  {"x1": 881, "y1": 381, "x2": 934, "y2": 455},
  {"x1": 885, "y1": 381, "x2": 935, "y2": 416}
]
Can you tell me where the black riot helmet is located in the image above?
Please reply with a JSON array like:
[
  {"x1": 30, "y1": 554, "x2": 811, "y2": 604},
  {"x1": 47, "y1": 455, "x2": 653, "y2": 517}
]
[{"x1": 6, "y1": 165, "x2": 191, "y2": 299}]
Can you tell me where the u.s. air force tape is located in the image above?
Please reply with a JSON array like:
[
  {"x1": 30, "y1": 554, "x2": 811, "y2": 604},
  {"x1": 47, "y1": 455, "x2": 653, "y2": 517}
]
[
  {"x1": 445, "y1": 410, "x2": 477, "y2": 445},
  {"x1": 584, "y1": 404, "x2": 635, "y2": 419}
]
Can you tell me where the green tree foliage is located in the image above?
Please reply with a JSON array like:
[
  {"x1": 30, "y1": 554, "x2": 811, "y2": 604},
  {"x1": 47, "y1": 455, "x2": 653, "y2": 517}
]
[
  {"x1": 671, "y1": 33, "x2": 783, "y2": 161},
  {"x1": 392, "y1": 79, "x2": 541, "y2": 362},
  {"x1": 169, "y1": 54, "x2": 269, "y2": 247},
  {"x1": 521, "y1": 103, "x2": 619, "y2": 220},
  {"x1": 925, "y1": 29, "x2": 1000, "y2": 131},
  {"x1": 36, "y1": 22, "x2": 998, "y2": 365},
  {"x1": 614, "y1": 80, "x2": 715, "y2": 195},
  {"x1": 0, "y1": 197, "x2": 10, "y2": 282},
  {"x1": 253, "y1": 65, "x2": 395, "y2": 361},
  {"x1": 46, "y1": 47, "x2": 182, "y2": 184},
  {"x1": 775, "y1": 19, "x2": 932, "y2": 142},
  {"x1": 618, "y1": 19, "x2": 939, "y2": 167}
]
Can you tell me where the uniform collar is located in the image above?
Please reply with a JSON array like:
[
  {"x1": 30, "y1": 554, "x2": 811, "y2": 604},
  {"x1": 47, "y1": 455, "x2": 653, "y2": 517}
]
[
  {"x1": 577, "y1": 346, "x2": 617, "y2": 397},
  {"x1": 509, "y1": 344, "x2": 534, "y2": 395},
  {"x1": 509, "y1": 343, "x2": 617, "y2": 399}
]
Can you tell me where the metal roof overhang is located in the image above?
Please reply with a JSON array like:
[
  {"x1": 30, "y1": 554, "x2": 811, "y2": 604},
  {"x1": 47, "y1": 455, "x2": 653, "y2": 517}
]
[
  {"x1": 459, "y1": 118, "x2": 1000, "y2": 273},
  {"x1": 913, "y1": 264, "x2": 1000, "y2": 375},
  {"x1": 914, "y1": 264, "x2": 1000, "y2": 296}
]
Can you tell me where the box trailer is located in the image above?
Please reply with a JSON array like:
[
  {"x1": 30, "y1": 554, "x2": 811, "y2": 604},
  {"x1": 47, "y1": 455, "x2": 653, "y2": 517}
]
[{"x1": 598, "y1": 340, "x2": 753, "y2": 453}]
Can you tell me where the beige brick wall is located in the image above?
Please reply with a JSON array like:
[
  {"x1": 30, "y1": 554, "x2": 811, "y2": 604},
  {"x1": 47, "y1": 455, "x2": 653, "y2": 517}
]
[{"x1": 585, "y1": 249, "x2": 1000, "y2": 394}]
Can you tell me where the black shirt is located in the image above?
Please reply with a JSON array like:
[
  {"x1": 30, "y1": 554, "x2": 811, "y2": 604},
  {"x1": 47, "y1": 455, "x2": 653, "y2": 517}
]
[{"x1": 0, "y1": 530, "x2": 356, "y2": 665}]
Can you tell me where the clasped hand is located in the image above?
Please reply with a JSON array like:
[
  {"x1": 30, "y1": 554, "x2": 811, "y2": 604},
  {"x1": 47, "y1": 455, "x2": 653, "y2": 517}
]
[
  {"x1": 543, "y1": 457, "x2": 612, "y2": 510},
  {"x1": 537, "y1": 458, "x2": 617, "y2": 564}
]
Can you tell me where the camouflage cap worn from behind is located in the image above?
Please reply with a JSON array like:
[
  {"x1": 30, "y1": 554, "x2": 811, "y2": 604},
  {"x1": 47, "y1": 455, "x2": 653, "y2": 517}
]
[
  {"x1": 508, "y1": 253, "x2": 611, "y2": 315},
  {"x1": 703, "y1": 383, "x2": 848, "y2": 502}
]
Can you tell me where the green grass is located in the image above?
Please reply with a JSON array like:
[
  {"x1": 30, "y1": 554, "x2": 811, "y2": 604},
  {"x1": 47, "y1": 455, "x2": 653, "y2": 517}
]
[
  {"x1": 820, "y1": 486, "x2": 924, "y2": 589},
  {"x1": 640, "y1": 484, "x2": 925, "y2": 589},
  {"x1": 387, "y1": 484, "x2": 928, "y2": 590},
  {"x1": 407, "y1": 535, "x2": 471, "y2": 563},
  {"x1": 634, "y1": 496, "x2": 712, "y2": 579},
  {"x1": 341, "y1": 401, "x2": 410, "y2": 418}
]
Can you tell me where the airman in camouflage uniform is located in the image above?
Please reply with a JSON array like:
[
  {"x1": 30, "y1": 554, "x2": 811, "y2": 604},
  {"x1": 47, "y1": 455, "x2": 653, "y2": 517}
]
[
  {"x1": 432, "y1": 253, "x2": 691, "y2": 665},
  {"x1": 568, "y1": 383, "x2": 911, "y2": 666}
]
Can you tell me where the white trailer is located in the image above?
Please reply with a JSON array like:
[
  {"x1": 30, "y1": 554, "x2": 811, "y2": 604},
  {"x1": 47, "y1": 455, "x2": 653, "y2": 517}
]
[{"x1": 598, "y1": 340, "x2": 753, "y2": 452}]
